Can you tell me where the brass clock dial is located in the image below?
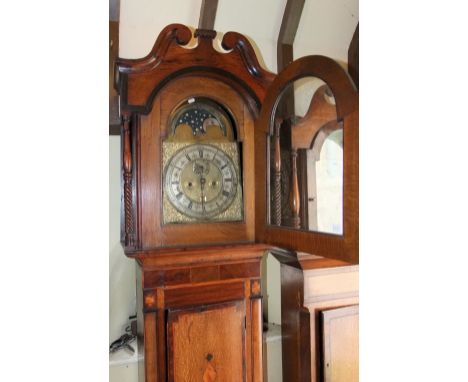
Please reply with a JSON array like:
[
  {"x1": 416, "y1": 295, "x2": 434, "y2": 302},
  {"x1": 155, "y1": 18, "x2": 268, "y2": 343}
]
[{"x1": 164, "y1": 143, "x2": 239, "y2": 220}]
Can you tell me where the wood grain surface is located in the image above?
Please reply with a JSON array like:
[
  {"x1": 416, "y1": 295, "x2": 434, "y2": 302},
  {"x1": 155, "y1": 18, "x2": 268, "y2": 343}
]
[{"x1": 167, "y1": 302, "x2": 246, "y2": 382}]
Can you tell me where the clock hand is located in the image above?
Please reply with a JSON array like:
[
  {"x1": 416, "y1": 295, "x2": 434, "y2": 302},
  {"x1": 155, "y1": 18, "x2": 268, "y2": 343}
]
[{"x1": 200, "y1": 176, "x2": 206, "y2": 213}]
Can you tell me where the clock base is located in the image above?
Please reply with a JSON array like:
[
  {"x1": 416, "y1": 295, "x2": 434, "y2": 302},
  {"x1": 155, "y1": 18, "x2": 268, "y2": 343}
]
[{"x1": 131, "y1": 243, "x2": 270, "y2": 382}]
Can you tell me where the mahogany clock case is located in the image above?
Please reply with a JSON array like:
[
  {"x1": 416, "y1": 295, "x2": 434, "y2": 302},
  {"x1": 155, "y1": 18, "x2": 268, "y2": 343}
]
[
  {"x1": 115, "y1": 24, "x2": 358, "y2": 263},
  {"x1": 114, "y1": 23, "x2": 358, "y2": 382},
  {"x1": 115, "y1": 24, "x2": 276, "y2": 252}
]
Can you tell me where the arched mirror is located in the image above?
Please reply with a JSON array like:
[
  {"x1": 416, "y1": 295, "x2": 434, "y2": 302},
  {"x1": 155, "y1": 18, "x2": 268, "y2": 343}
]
[{"x1": 268, "y1": 77, "x2": 343, "y2": 235}]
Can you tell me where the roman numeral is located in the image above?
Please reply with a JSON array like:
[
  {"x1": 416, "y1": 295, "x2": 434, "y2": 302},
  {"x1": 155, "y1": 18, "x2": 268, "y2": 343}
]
[
  {"x1": 224, "y1": 178, "x2": 232, "y2": 182},
  {"x1": 199, "y1": 149, "x2": 203, "y2": 158},
  {"x1": 221, "y1": 164, "x2": 227, "y2": 170},
  {"x1": 222, "y1": 190, "x2": 230, "y2": 197},
  {"x1": 188, "y1": 201, "x2": 193, "y2": 209},
  {"x1": 176, "y1": 192, "x2": 183, "y2": 199}
]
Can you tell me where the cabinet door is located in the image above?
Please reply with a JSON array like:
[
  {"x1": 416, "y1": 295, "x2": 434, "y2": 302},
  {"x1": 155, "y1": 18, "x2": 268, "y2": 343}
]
[
  {"x1": 255, "y1": 56, "x2": 358, "y2": 263},
  {"x1": 320, "y1": 305, "x2": 359, "y2": 382},
  {"x1": 167, "y1": 301, "x2": 246, "y2": 382}
]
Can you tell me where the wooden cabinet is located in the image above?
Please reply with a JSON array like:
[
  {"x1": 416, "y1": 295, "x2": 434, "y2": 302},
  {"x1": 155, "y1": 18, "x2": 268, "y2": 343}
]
[{"x1": 277, "y1": 253, "x2": 359, "y2": 382}]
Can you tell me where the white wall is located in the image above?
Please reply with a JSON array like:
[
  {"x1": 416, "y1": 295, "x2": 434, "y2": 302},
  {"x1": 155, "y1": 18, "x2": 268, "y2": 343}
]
[
  {"x1": 111, "y1": 0, "x2": 358, "y2": 341},
  {"x1": 109, "y1": 136, "x2": 137, "y2": 342},
  {"x1": 119, "y1": 0, "x2": 203, "y2": 58},
  {"x1": 295, "y1": 0, "x2": 358, "y2": 67},
  {"x1": 119, "y1": 0, "x2": 287, "y2": 71},
  {"x1": 215, "y1": 0, "x2": 287, "y2": 72}
]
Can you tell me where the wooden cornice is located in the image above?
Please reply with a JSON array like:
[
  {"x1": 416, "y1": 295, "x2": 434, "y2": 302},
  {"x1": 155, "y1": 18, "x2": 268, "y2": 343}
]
[
  {"x1": 115, "y1": 23, "x2": 275, "y2": 114},
  {"x1": 125, "y1": 243, "x2": 272, "y2": 269}
]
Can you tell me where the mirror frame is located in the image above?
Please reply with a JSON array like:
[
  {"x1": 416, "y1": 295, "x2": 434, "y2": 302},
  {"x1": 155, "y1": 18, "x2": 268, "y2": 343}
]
[{"x1": 255, "y1": 55, "x2": 359, "y2": 263}]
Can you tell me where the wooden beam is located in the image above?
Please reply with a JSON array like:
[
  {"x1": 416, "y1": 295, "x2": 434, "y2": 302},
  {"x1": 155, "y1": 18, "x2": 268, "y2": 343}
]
[
  {"x1": 277, "y1": 0, "x2": 305, "y2": 71},
  {"x1": 109, "y1": 0, "x2": 120, "y2": 22},
  {"x1": 109, "y1": 0, "x2": 120, "y2": 135},
  {"x1": 277, "y1": 0, "x2": 305, "y2": 119},
  {"x1": 198, "y1": 0, "x2": 219, "y2": 30},
  {"x1": 348, "y1": 23, "x2": 359, "y2": 90},
  {"x1": 109, "y1": 20, "x2": 120, "y2": 135}
]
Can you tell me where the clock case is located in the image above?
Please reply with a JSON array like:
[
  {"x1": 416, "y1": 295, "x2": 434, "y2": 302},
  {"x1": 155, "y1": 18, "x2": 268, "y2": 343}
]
[
  {"x1": 115, "y1": 24, "x2": 357, "y2": 259},
  {"x1": 114, "y1": 24, "x2": 358, "y2": 382},
  {"x1": 115, "y1": 26, "x2": 273, "y2": 250}
]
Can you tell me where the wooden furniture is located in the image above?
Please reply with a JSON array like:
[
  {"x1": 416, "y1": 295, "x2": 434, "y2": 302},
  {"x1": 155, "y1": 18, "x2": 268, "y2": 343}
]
[
  {"x1": 305, "y1": 255, "x2": 358, "y2": 382},
  {"x1": 132, "y1": 245, "x2": 267, "y2": 382},
  {"x1": 321, "y1": 305, "x2": 359, "y2": 382},
  {"x1": 114, "y1": 23, "x2": 358, "y2": 382},
  {"x1": 115, "y1": 24, "x2": 274, "y2": 382}
]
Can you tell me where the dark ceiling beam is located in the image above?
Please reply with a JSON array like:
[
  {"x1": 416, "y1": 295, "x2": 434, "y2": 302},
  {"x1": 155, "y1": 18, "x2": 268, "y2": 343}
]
[
  {"x1": 198, "y1": 0, "x2": 219, "y2": 30},
  {"x1": 109, "y1": 0, "x2": 120, "y2": 22},
  {"x1": 277, "y1": 0, "x2": 305, "y2": 71},
  {"x1": 109, "y1": 21, "x2": 120, "y2": 135},
  {"x1": 348, "y1": 23, "x2": 359, "y2": 90},
  {"x1": 109, "y1": 0, "x2": 121, "y2": 135},
  {"x1": 277, "y1": 0, "x2": 305, "y2": 118}
]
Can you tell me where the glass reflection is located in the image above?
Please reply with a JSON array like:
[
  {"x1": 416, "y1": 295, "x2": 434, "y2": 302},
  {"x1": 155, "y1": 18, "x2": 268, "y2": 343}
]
[{"x1": 269, "y1": 78, "x2": 343, "y2": 235}]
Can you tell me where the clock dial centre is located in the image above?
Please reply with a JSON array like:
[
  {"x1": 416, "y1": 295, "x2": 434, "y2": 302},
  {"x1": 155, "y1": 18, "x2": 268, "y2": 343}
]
[{"x1": 180, "y1": 158, "x2": 223, "y2": 204}]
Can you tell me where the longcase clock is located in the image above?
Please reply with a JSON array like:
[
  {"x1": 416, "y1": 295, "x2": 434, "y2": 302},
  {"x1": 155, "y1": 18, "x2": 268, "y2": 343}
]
[
  {"x1": 115, "y1": 23, "x2": 358, "y2": 382},
  {"x1": 115, "y1": 25, "x2": 274, "y2": 382}
]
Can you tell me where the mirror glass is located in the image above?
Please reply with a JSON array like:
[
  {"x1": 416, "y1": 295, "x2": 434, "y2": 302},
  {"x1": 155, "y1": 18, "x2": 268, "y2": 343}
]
[{"x1": 268, "y1": 77, "x2": 343, "y2": 235}]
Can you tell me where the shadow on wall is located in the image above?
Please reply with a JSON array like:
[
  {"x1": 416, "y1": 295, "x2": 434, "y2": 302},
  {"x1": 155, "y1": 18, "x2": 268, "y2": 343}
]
[{"x1": 109, "y1": 136, "x2": 136, "y2": 343}]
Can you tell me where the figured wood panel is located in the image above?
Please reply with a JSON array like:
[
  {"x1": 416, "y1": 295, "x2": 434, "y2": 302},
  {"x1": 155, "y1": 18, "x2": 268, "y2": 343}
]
[
  {"x1": 321, "y1": 305, "x2": 359, "y2": 382},
  {"x1": 142, "y1": 259, "x2": 261, "y2": 288},
  {"x1": 164, "y1": 280, "x2": 245, "y2": 309},
  {"x1": 167, "y1": 302, "x2": 246, "y2": 382}
]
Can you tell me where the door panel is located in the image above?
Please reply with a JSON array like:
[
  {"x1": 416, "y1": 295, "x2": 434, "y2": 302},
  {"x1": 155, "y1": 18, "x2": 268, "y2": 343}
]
[
  {"x1": 255, "y1": 55, "x2": 358, "y2": 263},
  {"x1": 167, "y1": 301, "x2": 246, "y2": 382},
  {"x1": 320, "y1": 305, "x2": 359, "y2": 382}
]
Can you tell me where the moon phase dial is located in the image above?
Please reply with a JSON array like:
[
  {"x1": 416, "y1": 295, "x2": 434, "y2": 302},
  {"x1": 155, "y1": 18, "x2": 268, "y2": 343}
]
[{"x1": 164, "y1": 144, "x2": 241, "y2": 221}]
